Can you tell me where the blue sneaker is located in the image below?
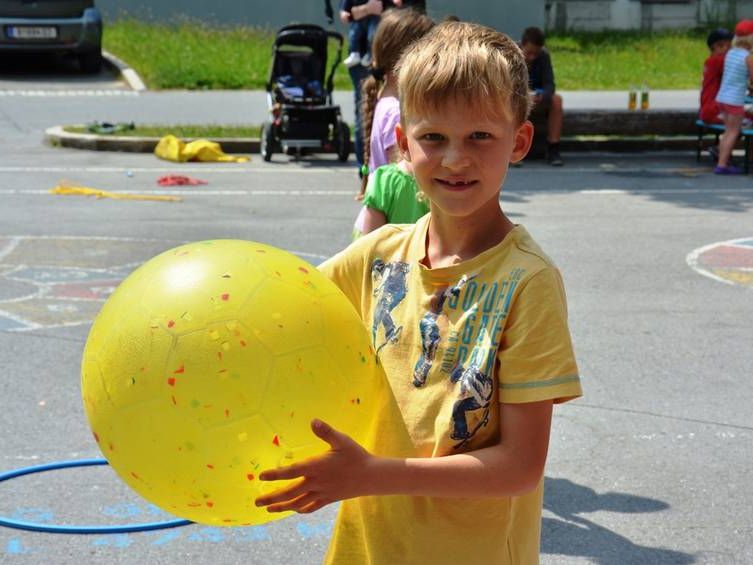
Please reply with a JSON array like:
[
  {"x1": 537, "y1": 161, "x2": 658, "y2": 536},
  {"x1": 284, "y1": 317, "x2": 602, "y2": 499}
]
[{"x1": 714, "y1": 164, "x2": 744, "y2": 175}]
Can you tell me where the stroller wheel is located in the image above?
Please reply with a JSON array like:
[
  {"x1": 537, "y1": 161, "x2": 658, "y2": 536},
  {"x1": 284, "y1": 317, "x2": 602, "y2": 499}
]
[
  {"x1": 336, "y1": 122, "x2": 350, "y2": 163},
  {"x1": 260, "y1": 122, "x2": 275, "y2": 162}
]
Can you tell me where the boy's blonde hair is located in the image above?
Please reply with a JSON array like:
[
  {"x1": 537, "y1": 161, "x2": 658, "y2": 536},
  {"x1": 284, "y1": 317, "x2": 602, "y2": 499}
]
[
  {"x1": 734, "y1": 33, "x2": 753, "y2": 49},
  {"x1": 397, "y1": 21, "x2": 531, "y2": 126}
]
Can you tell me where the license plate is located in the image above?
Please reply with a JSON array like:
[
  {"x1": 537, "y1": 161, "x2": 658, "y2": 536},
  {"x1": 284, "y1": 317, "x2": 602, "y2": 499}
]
[{"x1": 7, "y1": 26, "x2": 58, "y2": 39}]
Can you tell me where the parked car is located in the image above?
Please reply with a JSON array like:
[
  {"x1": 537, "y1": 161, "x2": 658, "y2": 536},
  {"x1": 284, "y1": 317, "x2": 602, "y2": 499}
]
[{"x1": 0, "y1": 0, "x2": 103, "y2": 73}]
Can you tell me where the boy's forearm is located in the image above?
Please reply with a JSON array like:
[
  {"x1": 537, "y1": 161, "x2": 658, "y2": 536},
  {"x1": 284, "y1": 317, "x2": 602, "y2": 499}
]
[
  {"x1": 362, "y1": 442, "x2": 547, "y2": 499},
  {"x1": 360, "y1": 400, "x2": 553, "y2": 499}
]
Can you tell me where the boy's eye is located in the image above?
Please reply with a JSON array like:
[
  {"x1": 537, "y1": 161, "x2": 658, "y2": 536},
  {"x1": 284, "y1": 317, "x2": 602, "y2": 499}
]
[
  {"x1": 471, "y1": 131, "x2": 492, "y2": 140},
  {"x1": 421, "y1": 133, "x2": 444, "y2": 142}
]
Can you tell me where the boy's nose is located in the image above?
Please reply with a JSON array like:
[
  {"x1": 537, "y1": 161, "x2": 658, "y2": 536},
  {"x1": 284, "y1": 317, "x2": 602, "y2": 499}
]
[{"x1": 441, "y1": 145, "x2": 470, "y2": 170}]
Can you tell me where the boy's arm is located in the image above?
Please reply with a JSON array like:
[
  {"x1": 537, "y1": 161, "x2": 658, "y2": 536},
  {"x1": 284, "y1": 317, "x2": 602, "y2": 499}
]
[
  {"x1": 538, "y1": 50, "x2": 555, "y2": 102},
  {"x1": 351, "y1": 0, "x2": 383, "y2": 20},
  {"x1": 354, "y1": 206, "x2": 388, "y2": 236},
  {"x1": 255, "y1": 400, "x2": 552, "y2": 513},
  {"x1": 368, "y1": 399, "x2": 553, "y2": 497},
  {"x1": 746, "y1": 55, "x2": 753, "y2": 81}
]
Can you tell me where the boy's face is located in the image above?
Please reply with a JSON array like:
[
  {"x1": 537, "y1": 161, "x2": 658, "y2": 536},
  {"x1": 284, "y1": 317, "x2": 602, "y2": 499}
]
[
  {"x1": 396, "y1": 97, "x2": 532, "y2": 221},
  {"x1": 520, "y1": 42, "x2": 542, "y2": 64},
  {"x1": 711, "y1": 39, "x2": 731, "y2": 56}
]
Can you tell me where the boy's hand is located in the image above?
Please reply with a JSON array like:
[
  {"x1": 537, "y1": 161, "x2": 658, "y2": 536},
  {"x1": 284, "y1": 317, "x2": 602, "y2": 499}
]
[
  {"x1": 256, "y1": 419, "x2": 373, "y2": 514},
  {"x1": 339, "y1": 10, "x2": 351, "y2": 24}
]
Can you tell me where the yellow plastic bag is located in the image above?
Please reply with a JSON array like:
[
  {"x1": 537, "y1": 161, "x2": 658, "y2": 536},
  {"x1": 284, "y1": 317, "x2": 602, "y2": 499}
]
[
  {"x1": 154, "y1": 134, "x2": 250, "y2": 163},
  {"x1": 51, "y1": 182, "x2": 181, "y2": 202}
]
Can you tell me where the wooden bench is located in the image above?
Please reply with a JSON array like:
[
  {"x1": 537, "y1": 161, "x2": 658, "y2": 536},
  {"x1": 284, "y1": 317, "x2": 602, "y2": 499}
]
[{"x1": 696, "y1": 119, "x2": 753, "y2": 173}]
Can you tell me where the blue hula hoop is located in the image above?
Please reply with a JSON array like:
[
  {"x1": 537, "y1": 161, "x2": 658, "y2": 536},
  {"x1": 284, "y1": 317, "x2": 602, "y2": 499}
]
[{"x1": 0, "y1": 458, "x2": 192, "y2": 534}]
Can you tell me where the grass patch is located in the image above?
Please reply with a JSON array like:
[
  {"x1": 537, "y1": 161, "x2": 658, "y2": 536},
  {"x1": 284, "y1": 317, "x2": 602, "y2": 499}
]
[
  {"x1": 66, "y1": 124, "x2": 261, "y2": 137},
  {"x1": 104, "y1": 19, "x2": 351, "y2": 90},
  {"x1": 547, "y1": 29, "x2": 708, "y2": 90},
  {"x1": 104, "y1": 20, "x2": 709, "y2": 91}
]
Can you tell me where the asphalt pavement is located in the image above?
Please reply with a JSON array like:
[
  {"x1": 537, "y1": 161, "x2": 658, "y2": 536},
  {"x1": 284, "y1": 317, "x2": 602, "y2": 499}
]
[{"x1": 0, "y1": 62, "x2": 752, "y2": 565}]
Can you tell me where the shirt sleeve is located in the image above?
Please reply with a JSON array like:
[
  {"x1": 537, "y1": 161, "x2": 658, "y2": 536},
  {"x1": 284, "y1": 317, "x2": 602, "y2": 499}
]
[
  {"x1": 318, "y1": 235, "x2": 376, "y2": 317},
  {"x1": 379, "y1": 105, "x2": 401, "y2": 157},
  {"x1": 362, "y1": 166, "x2": 393, "y2": 214},
  {"x1": 497, "y1": 267, "x2": 581, "y2": 404}
]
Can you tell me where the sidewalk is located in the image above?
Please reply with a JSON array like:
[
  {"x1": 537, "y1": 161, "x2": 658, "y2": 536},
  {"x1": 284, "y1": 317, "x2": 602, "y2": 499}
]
[
  {"x1": 8, "y1": 89, "x2": 699, "y2": 131},
  {"x1": 32, "y1": 88, "x2": 702, "y2": 153}
]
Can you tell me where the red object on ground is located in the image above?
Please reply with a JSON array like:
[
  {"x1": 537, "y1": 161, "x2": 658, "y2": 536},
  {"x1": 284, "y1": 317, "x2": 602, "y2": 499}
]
[{"x1": 157, "y1": 175, "x2": 208, "y2": 186}]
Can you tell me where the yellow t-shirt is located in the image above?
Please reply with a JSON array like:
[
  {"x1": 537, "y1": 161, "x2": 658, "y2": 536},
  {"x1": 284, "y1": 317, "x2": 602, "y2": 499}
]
[{"x1": 319, "y1": 215, "x2": 582, "y2": 565}]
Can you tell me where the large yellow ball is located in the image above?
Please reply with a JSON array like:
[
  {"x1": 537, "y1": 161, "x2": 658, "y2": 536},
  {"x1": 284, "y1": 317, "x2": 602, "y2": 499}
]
[{"x1": 81, "y1": 240, "x2": 380, "y2": 526}]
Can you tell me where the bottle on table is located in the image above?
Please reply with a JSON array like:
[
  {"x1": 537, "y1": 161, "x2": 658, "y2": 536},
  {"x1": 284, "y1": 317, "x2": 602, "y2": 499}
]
[{"x1": 640, "y1": 84, "x2": 650, "y2": 110}]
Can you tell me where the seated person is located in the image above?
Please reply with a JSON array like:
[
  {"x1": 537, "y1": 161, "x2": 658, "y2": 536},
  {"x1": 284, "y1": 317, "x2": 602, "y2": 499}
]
[
  {"x1": 700, "y1": 28, "x2": 734, "y2": 125},
  {"x1": 520, "y1": 26, "x2": 564, "y2": 166}
]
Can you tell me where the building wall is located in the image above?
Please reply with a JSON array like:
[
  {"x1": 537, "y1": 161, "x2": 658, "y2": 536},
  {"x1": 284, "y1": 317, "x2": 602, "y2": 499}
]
[
  {"x1": 97, "y1": 0, "x2": 545, "y2": 39},
  {"x1": 546, "y1": 0, "x2": 753, "y2": 31}
]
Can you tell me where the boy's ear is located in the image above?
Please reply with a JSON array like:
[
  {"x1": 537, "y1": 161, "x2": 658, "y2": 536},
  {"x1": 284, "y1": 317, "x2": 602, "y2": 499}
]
[
  {"x1": 395, "y1": 123, "x2": 411, "y2": 162},
  {"x1": 509, "y1": 120, "x2": 534, "y2": 164}
]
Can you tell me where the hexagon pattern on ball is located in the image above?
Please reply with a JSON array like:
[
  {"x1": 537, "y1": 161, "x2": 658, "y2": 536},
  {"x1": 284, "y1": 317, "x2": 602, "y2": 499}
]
[{"x1": 81, "y1": 240, "x2": 382, "y2": 526}]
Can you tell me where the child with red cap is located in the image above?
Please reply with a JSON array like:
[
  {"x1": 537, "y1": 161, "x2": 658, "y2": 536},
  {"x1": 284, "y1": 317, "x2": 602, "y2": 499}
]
[{"x1": 714, "y1": 19, "x2": 753, "y2": 174}]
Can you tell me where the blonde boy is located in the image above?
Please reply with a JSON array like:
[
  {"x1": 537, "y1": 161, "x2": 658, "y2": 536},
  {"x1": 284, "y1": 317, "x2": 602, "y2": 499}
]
[{"x1": 256, "y1": 22, "x2": 582, "y2": 564}]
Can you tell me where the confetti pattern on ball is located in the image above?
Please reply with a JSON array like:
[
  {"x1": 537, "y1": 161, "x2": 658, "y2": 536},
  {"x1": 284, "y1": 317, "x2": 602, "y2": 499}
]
[{"x1": 81, "y1": 240, "x2": 382, "y2": 526}]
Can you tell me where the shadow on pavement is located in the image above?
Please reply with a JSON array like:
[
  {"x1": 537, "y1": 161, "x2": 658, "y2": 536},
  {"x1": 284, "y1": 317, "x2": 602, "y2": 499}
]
[
  {"x1": 0, "y1": 52, "x2": 116, "y2": 83},
  {"x1": 632, "y1": 185, "x2": 753, "y2": 214},
  {"x1": 542, "y1": 477, "x2": 695, "y2": 564},
  {"x1": 599, "y1": 170, "x2": 753, "y2": 214}
]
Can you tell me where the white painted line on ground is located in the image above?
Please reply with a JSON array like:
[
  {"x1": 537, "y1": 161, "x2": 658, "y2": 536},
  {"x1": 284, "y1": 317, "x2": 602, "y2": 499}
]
[
  {"x1": 3, "y1": 187, "x2": 752, "y2": 197},
  {"x1": 579, "y1": 189, "x2": 628, "y2": 194},
  {"x1": 577, "y1": 187, "x2": 753, "y2": 194},
  {"x1": 686, "y1": 237, "x2": 753, "y2": 288},
  {"x1": 0, "y1": 90, "x2": 139, "y2": 97},
  {"x1": 0, "y1": 237, "x2": 21, "y2": 261},
  {"x1": 0, "y1": 166, "x2": 350, "y2": 174},
  {"x1": 0, "y1": 189, "x2": 353, "y2": 196}
]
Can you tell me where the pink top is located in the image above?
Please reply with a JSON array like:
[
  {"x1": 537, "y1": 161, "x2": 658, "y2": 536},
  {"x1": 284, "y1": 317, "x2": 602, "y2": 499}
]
[{"x1": 368, "y1": 96, "x2": 400, "y2": 172}]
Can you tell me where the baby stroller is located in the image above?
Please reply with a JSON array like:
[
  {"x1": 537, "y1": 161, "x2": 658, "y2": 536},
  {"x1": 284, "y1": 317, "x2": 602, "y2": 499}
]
[{"x1": 261, "y1": 24, "x2": 350, "y2": 162}]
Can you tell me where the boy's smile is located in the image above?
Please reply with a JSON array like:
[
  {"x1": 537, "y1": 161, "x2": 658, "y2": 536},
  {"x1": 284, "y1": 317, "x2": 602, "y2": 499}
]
[{"x1": 397, "y1": 98, "x2": 532, "y2": 221}]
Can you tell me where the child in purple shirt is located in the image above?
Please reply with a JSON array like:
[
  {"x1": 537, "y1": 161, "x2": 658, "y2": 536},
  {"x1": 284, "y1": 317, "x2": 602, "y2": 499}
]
[{"x1": 356, "y1": 8, "x2": 434, "y2": 199}]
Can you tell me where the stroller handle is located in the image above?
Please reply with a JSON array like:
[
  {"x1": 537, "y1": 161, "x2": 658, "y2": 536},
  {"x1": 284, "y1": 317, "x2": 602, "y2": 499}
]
[{"x1": 325, "y1": 30, "x2": 344, "y2": 47}]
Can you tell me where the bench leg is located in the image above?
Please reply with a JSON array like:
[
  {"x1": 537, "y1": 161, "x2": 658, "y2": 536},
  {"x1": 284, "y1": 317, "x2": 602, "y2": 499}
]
[{"x1": 697, "y1": 127, "x2": 702, "y2": 163}]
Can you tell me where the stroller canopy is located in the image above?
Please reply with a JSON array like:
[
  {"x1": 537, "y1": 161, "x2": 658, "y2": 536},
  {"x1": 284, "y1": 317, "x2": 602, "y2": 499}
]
[{"x1": 268, "y1": 24, "x2": 342, "y2": 98}]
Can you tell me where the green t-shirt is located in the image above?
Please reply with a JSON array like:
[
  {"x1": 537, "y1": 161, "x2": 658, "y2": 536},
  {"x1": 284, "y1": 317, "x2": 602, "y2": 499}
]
[{"x1": 362, "y1": 163, "x2": 429, "y2": 224}]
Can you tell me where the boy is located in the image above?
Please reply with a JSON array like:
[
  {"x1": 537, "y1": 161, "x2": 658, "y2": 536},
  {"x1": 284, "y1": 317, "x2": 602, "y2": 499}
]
[
  {"x1": 700, "y1": 28, "x2": 734, "y2": 125},
  {"x1": 520, "y1": 26, "x2": 565, "y2": 166},
  {"x1": 256, "y1": 22, "x2": 582, "y2": 564}
]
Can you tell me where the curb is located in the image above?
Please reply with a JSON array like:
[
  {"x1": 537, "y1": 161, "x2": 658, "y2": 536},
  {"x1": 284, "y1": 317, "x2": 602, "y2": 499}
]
[
  {"x1": 102, "y1": 50, "x2": 147, "y2": 92},
  {"x1": 44, "y1": 126, "x2": 260, "y2": 153},
  {"x1": 45, "y1": 125, "x2": 704, "y2": 155}
]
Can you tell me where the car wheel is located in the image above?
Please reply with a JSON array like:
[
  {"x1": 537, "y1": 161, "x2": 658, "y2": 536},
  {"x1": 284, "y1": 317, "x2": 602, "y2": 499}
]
[
  {"x1": 261, "y1": 122, "x2": 275, "y2": 162},
  {"x1": 79, "y1": 51, "x2": 102, "y2": 74},
  {"x1": 336, "y1": 122, "x2": 350, "y2": 162}
]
